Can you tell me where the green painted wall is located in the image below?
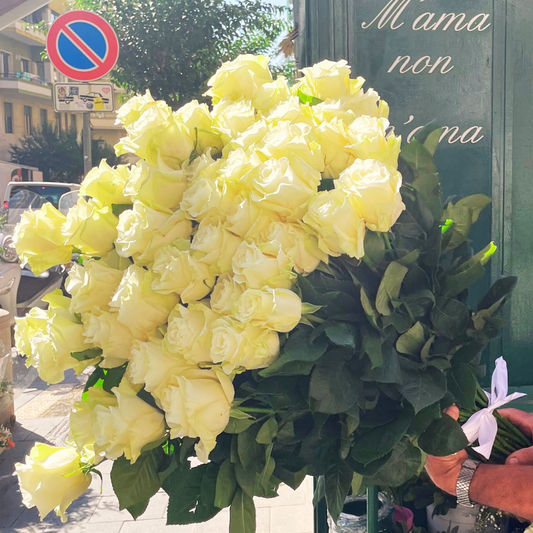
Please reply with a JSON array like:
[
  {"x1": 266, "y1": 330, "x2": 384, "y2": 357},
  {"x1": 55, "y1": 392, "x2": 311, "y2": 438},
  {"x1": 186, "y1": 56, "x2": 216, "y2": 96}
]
[{"x1": 294, "y1": 0, "x2": 533, "y2": 386}]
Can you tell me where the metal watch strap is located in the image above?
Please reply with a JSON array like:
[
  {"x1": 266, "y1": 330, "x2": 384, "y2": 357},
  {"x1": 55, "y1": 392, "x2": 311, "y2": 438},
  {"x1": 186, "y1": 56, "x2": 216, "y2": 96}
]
[{"x1": 456, "y1": 458, "x2": 480, "y2": 507}]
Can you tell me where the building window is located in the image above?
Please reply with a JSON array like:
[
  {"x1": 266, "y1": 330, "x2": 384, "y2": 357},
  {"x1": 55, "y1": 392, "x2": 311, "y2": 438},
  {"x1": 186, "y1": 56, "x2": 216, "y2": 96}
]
[
  {"x1": 4, "y1": 103, "x2": 13, "y2": 134},
  {"x1": 51, "y1": 11, "x2": 60, "y2": 22},
  {"x1": 70, "y1": 114, "x2": 77, "y2": 131},
  {"x1": 24, "y1": 106, "x2": 32, "y2": 135},
  {"x1": 40, "y1": 109, "x2": 48, "y2": 127},
  {"x1": 0, "y1": 52, "x2": 10, "y2": 77},
  {"x1": 97, "y1": 140, "x2": 105, "y2": 149},
  {"x1": 55, "y1": 112, "x2": 62, "y2": 133},
  {"x1": 21, "y1": 58, "x2": 30, "y2": 73},
  {"x1": 36, "y1": 62, "x2": 45, "y2": 80}
]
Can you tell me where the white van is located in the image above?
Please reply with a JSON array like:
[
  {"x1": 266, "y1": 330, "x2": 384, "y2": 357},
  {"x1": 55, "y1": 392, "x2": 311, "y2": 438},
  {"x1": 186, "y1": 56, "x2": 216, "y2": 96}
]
[{"x1": 4, "y1": 181, "x2": 80, "y2": 226}]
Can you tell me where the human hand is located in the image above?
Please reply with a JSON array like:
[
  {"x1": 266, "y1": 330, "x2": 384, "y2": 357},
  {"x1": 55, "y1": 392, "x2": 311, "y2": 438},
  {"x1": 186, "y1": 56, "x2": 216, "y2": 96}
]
[
  {"x1": 498, "y1": 408, "x2": 533, "y2": 465},
  {"x1": 424, "y1": 406, "x2": 468, "y2": 496}
]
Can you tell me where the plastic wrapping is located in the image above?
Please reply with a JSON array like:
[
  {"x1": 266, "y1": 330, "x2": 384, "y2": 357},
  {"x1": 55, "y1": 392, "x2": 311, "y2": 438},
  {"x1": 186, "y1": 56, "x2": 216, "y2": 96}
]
[{"x1": 328, "y1": 494, "x2": 394, "y2": 533}]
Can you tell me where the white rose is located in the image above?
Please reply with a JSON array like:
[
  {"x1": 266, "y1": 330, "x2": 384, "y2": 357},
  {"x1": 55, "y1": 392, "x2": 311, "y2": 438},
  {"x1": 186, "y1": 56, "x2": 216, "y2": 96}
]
[
  {"x1": 335, "y1": 158, "x2": 405, "y2": 232},
  {"x1": 93, "y1": 378, "x2": 166, "y2": 463},
  {"x1": 123, "y1": 158, "x2": 188, "y2": 212},
  {"x1": 232, "y1": 241, "x2": 296, "y2": 290},
  {"x1": 191, "y1": 221, "x2": 242, "y2": 276},
  {"x1": 80, "y1": 159, "x2": 130, "y2": 207},
  {"x1": 152, "y1": 244, "x2": 215, "y2": 303},
  {"x1": 210, "y1": 318, "x2": 280, "y2": 373},
  {"x1": 210, "y1": 274, "x2": 245, "y2": 315},
  {"x1": 180, "y1": 177, "x2": 238, "y2": 222},
  {"x1": 253, "y1": 76, "x2": 291, "y2": 113},
  {"x1": 205, "y1": 54, "x2": 273, "y2": 104},
  {"x1": 82, "y1": 309, "x2": 136, "y2": 368},
  {"x1": 346, "y1": 116, "x2": 401, "y2": 168},
  {"x1": 15, "y1": 444, "x2": 92, "y2": 523},
  {"x1": 228, "y1": 120, "x2": 269, "y2": 153},
  {"x1": 110, "y1": 265, "x2": 178, "y2": 341},
  {"x1": 164, "y1": 303, "x2": 217, "y2": 363},
  {"x1": 265, "y1": 96, "x2": 316, "y2": 126},
  {"x1": 161, "y1": 367, "x2": 234, "y2": 463},
  {"x1": 115, "y1": 90, "x2": 160, "y2": 128},
  {"x1": 66, "y1": 260, "x2": 124, "y2": 314},
  {"x1": 213, "y1": 99, "x2": 256, "y2": 144},
  {"x1": 234, "y1": 288, "x2": 302, "y2": 332},
  {"x1": 303, "y1": 189, "x2": 366, "y2": 258}
]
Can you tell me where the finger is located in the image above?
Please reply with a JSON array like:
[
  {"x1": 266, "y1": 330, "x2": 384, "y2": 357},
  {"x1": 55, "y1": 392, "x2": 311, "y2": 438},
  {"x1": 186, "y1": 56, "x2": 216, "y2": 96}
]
[
  {"x1": 505, "y1": 446, "x2": 533, "y2": 465},
  {"x1": 444, "y1": 405, "x2": 460, "y2": 421},
  {"x1": 498, "y1": 408, "x2": 533, "y2": 439}
]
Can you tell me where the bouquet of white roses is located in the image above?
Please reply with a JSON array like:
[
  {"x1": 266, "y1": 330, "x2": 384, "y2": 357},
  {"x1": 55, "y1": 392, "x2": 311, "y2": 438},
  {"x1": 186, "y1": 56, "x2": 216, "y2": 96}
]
[{"x1": 13, "y1": 54, "x2": 514, "y2": 532}]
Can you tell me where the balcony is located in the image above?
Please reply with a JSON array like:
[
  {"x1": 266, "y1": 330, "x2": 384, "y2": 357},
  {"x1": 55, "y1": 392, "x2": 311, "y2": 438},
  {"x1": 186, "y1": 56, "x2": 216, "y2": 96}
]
[
  {"x1": 0, "y1": 72, "x2": 51, "y2": 99},
  {"x1": 3, "y1": 20, "x2": 46, "y2": 46}
]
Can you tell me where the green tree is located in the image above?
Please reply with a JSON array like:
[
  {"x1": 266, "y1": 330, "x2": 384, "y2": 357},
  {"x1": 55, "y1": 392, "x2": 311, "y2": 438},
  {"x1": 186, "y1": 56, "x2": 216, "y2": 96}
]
[
  {"x1": 75, "y1": 0, "x2": 290, "y2": 108},
  {"x1": 9, "y1": 123, "x2": 124, "y2": 183}
]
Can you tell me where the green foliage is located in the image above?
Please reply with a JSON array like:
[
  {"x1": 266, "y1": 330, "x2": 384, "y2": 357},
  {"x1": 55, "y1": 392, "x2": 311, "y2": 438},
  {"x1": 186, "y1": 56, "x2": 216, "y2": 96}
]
[
  {"x1": 9, "y1": 123, "x2": 124, "y2": 182},
  {"x1": 74, "y1": 0, "x2": 290, "y2": 108}
]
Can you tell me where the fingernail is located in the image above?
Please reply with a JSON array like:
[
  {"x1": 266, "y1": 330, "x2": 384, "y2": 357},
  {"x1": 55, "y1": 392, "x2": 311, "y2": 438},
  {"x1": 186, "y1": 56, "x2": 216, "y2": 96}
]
[{"x1": 508, "y1": 458, "x2": 518, "y2": 464}]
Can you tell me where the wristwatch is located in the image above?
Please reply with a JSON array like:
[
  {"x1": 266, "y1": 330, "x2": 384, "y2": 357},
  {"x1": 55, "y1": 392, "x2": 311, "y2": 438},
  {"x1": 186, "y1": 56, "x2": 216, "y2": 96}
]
[{"x1": 456, "y1": 458, "x2": 480, "y2": 507}]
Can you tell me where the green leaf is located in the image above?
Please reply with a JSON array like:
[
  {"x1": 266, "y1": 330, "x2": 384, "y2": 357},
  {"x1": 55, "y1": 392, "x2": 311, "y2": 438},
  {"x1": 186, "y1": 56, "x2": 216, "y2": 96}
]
[
  {"x1": 447, "y1": 363, "x2": 476, "y2": 410},
  {"x1": 238, "y1": 431, "x2": 262, "y2": 471},
  {"x1": 110, "y1": 448, "x2": 164, "y2": 518},
  {"x1": 423, "y1": 128, "x2": 442, "y2": 156},
  {"x1": 324, "y1": 322, "x2": 357, "y2": 349},
  {"x1": 297, "y1": 89, "x2": 323, "y2": 106},
  {"x1": 418, "y1": 414, "x2": 469, "y2": 456},
  {"x1": 349, "y1": 452, "x2": 393, "y2": 476},
  {"x1": 215, "y1": 459, "x2": 237, "y2": 509},
  {"x1": 430, "y1": 298, "x2": 469, "y2": 339},
  {"x1": 112, "y1": 203, "x2": 133, "y2": 217},
  {"x1": 400, "y1": 363, "x2": 447, "y2": 413},
  {"x1": 351, "y1": 407, "x2": 413, "y2": 466},
  {"x1": 362, "y1": 341, "x2": 401, "y2": 384},
  {"x1": 396, "y1": 322, "x2": 426, "y2": 356},
  {"x1": 478, "y1": 276, "x2": 518, "y2": 311},
  {"x1": 71, "y1": 347, "x2": 103, "y2": 362},
  {"x1": 369, "y1": 439, "x2": 423, "y2": 487},
  {"x1": 324, "y1": 463, "x2": 353, "y2": 523},
  {"x1": 225, "y1": 418, "x2": 258, "y2": 434},
  {"x1": 400, "y1": 139, "x2": 436, "y2": 171},
  {"x1": 256, "y1": 418, "x2": 278, "y2": 445},
  {"x1": 273, "y1": 465, "x2": 307, "y2": 490},
  {"x1": 442, "y1": 262, "x2": 486, "y2": 298},
  {"x1": 376, "y1": 262, "x2": 409, "y2": 316},
  {"x1": 408, "y1": 402, "x2": 441, "y2": 437},
  {"x1": 310, "y1": 352, "x2": 361, "y2": 414},
  {"x1": 361, "y1": 327, "x2": 382, "y2": 369},
  {"x1": 360, "y1": 287, "x2": 379, "y2": 329},
  {"x1": 230, "y1": 489, "x2": 256, "y2": 533},
  {"x1": 351, "y1": 473, "x2": 364, "y2": 496}
]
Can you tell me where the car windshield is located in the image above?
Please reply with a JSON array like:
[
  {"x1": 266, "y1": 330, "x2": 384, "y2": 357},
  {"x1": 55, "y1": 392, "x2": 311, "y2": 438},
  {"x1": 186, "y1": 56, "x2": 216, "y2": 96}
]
[{"x1": 10, "y1": 185, "x2": 71, "y2": 209}]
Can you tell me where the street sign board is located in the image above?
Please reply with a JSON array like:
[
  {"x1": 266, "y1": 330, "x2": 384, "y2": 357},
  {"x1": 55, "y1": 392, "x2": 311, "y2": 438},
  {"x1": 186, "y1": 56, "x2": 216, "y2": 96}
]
[
  {"x1": 46, "y1": 10, "x2": 119, "y2": 82},
  {"x1": 53, "y1": 82, "x2": 114, "y2": 112}
]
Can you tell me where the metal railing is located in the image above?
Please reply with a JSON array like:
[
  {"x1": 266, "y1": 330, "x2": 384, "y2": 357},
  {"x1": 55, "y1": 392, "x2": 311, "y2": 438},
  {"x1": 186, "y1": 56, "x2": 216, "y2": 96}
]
[{"x1": 0, "y1": 72, "x2": 48, "y2": 86}]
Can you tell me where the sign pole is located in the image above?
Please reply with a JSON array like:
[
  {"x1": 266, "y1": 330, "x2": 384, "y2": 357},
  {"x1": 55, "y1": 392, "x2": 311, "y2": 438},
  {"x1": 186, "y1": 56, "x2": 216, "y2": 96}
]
[{"x1": 82, "y1": 110, "x2": 92, "y2": 176}]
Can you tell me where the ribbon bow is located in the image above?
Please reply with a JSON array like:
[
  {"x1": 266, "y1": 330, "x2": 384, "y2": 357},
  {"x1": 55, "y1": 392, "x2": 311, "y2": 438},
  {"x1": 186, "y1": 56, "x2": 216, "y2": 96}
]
[{"x1": 461, "y1": 357, "x2": 525, "y2": 459}]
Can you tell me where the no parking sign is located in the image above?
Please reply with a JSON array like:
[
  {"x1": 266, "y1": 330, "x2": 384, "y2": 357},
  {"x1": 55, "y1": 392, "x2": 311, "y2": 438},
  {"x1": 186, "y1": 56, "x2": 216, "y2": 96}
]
[{"x1": 46, "y1": 11, "x2": 119, "y2": 82}]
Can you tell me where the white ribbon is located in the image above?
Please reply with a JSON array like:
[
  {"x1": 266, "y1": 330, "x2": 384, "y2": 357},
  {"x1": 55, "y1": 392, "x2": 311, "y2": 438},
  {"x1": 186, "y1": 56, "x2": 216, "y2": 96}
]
[{"x1": 461, "y1": 357, "x2": 526, "y2": 459}]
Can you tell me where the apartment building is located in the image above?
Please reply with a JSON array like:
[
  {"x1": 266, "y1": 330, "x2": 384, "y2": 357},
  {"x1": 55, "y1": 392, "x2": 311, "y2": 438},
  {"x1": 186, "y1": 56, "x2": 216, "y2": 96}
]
[{"x1": 0, "y1": 0, "x2": 128, "y2": 167}]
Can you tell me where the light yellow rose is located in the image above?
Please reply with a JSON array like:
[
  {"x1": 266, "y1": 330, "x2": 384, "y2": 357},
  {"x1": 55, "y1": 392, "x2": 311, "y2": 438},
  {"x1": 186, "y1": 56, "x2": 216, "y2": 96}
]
[
  {"x1": 296, "y1": 59, "x2": 356, "y2": 100},
  {"x1": 93, "y1": 378, "x2": 166, "y2": 463},
  {"x1": 265, "y1": 96, "x2": 316, "y2": 126},
  {"x1": 241, "y1": 156, "x2": 321, "y2": 217},
  {"x1": 15, "y1": 444, "x2": 92, "y2": 523},
  {"x1": 161, "y1": 367, "x2": 234, "y2": 462},
  {"x1": 110, "y1": 265, "x2": 178, "y2": 341},
  {"x1": 210, "y1": 274, "x2": 246, "y2": 315},
  {"x1": 66, "y1": 260, "x2": 124, "y2": 314},
  {"x1": 69, "y1": 387, "x2": 118, "y2": 451},
  {"x1": 213, "y1": 99, "x2": 256, "y2": 144},
  {"x1": 115, "y1": 90, "x2": 160, "y2": 128},
  {"x1": 256, "y1": 121, "x2": 325, "y2": 173},
  {"x1": 335, "y1": 158, "x2": 405, "y2": 232},
  {"x1": 227, "y1": 120, "x2": 269, "y2": 153},
  {"x1": 253, "y1": 76, "x2": 291, "y2": 113},
  {"x1": 98, "y1": 249, "x2": 133, "y2": 271},
  {"x1": 123, "y1": 158, "x2": 188, "y2": 212},
  {"x1": 164, "y1": 302, "x2": 217, "y2": 363},
  {"x1": 218, "y1": 148, "x2": 255, "y2": 182},
  {"x1": 346, "y1": 116, "x2": 401, "y2": 168},
  {"x1": 232, "y1": 241, "x2": 296, "y2": 289},
  {"x1": 16, "y1": 291, "x2": 97, "y2": 385},
  {"x1": 13, "y1": 203, "x2": 73, "y2": 276},
  {"x1": 191, "y1": 220, "x2": 242, "y2": 276},
  {"x1": 234, "y1": 288, "x2": 302, "y2": 333},
  {"x1": 259, "y1": 221, "x2": 324, "y2": 274},
  {"x1": 304, "y1": 189, "x2": 366, "y2": 259},
  {"x1": 82, "y1": 309, "x2": 135, "y2": 368},
  {"x1": 128, "y1": 337, "x2": 188, "y2": 406},
  {"x1": 210, "y1": 318, "x2": 280, "y2": 373},
  {"x1": 79, "y1": 159, "x2": 130, "y2": 206},
  {"x1": 152, "y1": 244, "x2": 215, "y2": 303},
  {"x1": 62, "y1": 197, "x2": 118, "y2": 256},
  {"x1": 174, "y1": 100, "x2": 223, "y2": 155},
  {"x1": 115, "y1": 202, "x2": 191, "y2": 263},
  {"x1": 226, "y1": 195, "x2": 281, "y2": 239},
  {"x1": 205, "y1": 54, "x2": 273, "y2": 104}
]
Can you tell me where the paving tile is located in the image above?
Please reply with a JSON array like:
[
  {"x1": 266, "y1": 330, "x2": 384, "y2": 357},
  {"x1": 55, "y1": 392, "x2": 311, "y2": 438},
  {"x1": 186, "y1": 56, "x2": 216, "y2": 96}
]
[
  {"x1": 137, "y1": 492, "x2": 169, "y2": 520},
  {"x1": 0, "y1": 483, "x2": 25, "y2": 527},
  {"x1": 255, "y1": 507, "x2": 271, "y2": 533},
  {"x1": 87, "y1": 496, "x2": 132, "y2": 523},
  {"x1": 270, "y1": 504, "x2": 314, "y2": 533},
  {"x1": 119, "y1": 519, "x2": 195, "y2": 533},
  {"x1": 256, "y1": 482, "x2": 307, "y2": 508},
  {"x1": 44, "y1": 522, "x2": 123, "y2": 533}
]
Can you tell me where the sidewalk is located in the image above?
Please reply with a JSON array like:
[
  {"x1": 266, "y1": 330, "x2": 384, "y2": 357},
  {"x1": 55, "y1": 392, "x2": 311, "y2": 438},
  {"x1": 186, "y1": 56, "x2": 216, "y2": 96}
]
[{"x1": 0, "y1": 356, "x2": 314, "y2": 533}]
